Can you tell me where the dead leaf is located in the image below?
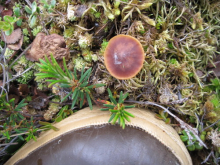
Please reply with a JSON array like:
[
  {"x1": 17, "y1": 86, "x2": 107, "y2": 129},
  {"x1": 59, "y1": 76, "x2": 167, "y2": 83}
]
[{"x1": 7, "y1": 35, "x2": 23, "y2": 50}]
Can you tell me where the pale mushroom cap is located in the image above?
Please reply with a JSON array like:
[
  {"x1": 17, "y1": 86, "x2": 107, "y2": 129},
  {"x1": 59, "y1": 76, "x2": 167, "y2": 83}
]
[{"x1": 104, "y1": 34, "x2": 145, "y2": 80}]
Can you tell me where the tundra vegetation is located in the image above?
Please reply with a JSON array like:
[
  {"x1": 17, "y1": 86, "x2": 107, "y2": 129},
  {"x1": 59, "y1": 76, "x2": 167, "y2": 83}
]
[{"x1": 0, "y1": 0, "x2": 220, "y2": 164}]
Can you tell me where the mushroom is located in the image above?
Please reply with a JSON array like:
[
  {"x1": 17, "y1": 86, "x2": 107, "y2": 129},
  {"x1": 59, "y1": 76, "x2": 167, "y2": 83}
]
[
  {"x1": 26, "y1": 33, "x2": 70, "y2": 61},
  {"x1": 5, "y1": 106, "x2": 192, "y2": 165},
  {"x1": 104, "y1": 34, "x2": 145, "y2": 80}
]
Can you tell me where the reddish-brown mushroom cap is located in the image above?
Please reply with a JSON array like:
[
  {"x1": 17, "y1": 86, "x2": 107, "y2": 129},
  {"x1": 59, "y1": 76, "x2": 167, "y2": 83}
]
[{"x1": 104, "y1": 34, "x2": 145, "y2": 80}]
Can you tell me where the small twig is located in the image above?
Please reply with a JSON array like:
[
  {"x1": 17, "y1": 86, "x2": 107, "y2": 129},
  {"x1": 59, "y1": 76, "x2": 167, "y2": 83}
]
[
  {"x1": 203, "y1": 119, "x2": 220, "y2": 131},
  {"x1": 179, "y1": 26, "x2": 209, "y2": 42},
  {"x1": 25, "y1": 0, "x2": 32, "y2": 7},
  {"x1": 201, "y1": 151, "x2": 213, "y2": 164},
  {"x1": 0, "y1": 129, "x2": 44, "y2": 141},
  {"x1": 5, "y1": 64, "x2": 35, "y2": 84},
  {"x1": 0, "y1": 142, "x2": 18, "y2": 147}
]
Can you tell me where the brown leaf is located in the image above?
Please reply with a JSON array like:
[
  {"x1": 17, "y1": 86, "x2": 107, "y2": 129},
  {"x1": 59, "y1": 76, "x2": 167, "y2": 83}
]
[
  {"x1": 7, "y1": 35, "x2": 23, "y2": 50},
  {"x1": 2, "y1": 28, "x2": 22, "y2": 44},
  {"x1": 1, "y1": 9, "x2": 12, "y2": 17}
]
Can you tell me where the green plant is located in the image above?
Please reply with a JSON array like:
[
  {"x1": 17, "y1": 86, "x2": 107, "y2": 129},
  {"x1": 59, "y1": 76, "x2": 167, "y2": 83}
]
[
  {"x1": 40, "y1": 0, "x2": 56, "y2": 13},
  {"x1": 0, "y1": 96, "x2": 27, "y2": 124},
  {"x1": 209, "y1": 78, "x2": 220, "y2": 98},
  {"x1": 39, "y1": 121, "x2": 59, "y2": 131},
  {"x1": 180, "y1": 130, "x2": 204, "y2": 151},
  {"x1": 101, "y1": 89, "x2": 135, "y2": 129},
  {"x1": 35, "y1": 54, "x2": 105, "y2": 109},
  {"x1": 13, "y1": 3, "x2": 23, "y2": 26},
  {"x1": 155, "y1": 110, "x2": 171, "y2": 124},
  {"x1": 55, "y1": 105, "x2": 73, "y2": 122},
  {"x1": 25, "y1": 1, "x2": 40, "y2": 28},
  {"x1": 0, "y1": 15, "x2": 19, "y2": 35},
  {"x1": 0, "y1": 94, "x2": 28, "y2": 140}
]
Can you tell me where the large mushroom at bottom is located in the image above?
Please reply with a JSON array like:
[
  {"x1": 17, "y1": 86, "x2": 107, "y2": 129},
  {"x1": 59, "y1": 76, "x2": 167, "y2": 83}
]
[
  {"x1": 5, "y1": 106, "x2": 192, "y2": 165},
  {"x1": 104, "y1": 34, "x2": 145, "y2": 80}
]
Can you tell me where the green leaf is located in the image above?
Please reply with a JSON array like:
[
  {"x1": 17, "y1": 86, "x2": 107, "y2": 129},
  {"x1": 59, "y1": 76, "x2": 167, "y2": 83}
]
[
  {"x1": 32, "y1": 1, "x2": 37, "y2": 13},
  {"x1": 122, "y1": 92, "x2": 129, "y2": 100},
  {"x1": 71, "y1": 88, "x2": 79, "y2": 99},
  {"x1": 25, "y1": 6, "x2": 32, "y2": 14},
  {"x1": 14, "y1": 7, "x2": 21, "y2": 17},
  {"x1": 187, "y1": 143, "x2": 195, "y2": 151},
  {"x1": 109, "y1": 109, "x2": 119, "y2": 113},
  {"x1": 103, "y1": 104, "x2": 115, "y2": 109},
  {"x1": 16, "y1": 19, "x2": 22, "y2": 26},
  {"x1": 81, "y1": 65, "x2": 85, "y2": 77},
  {"x1": 61, "y1": 91, "x2": 73, "y2": 102},
  {"x1": 112, "y1": 113, "x2": 119, "y2": 124},
  {"x1": 51, "y1": 0, "x2": 56, "y2": 7},
  {"x1": 118, "y1": 91, "x2": 124, "y2": 103},
  {"x1": 79, "y1": 82, "x2": 88, "y2": 87},
  {"x1": 4, "y1": 15, "x2": 14, "y2": 23},
  {"x1": 5, "y1": 28, "x2": 13, "y2": 36},
  {"x1": 15, "y1": 99, "x2": 27, "y2": 111},
  {"x1": 71, "y1": 90, "x2": 80, "y2": 109},
  {"x1": 63, "y1": 57, "x2": 72, "y2": 79},
  {"x1": 47, "y1": 79, "x2": 69, "y2": 87},
  {"x1": 50, "y1": 54, "x2": 66, "y2": 77},
  {"x1": 165, "y1": 118, "x2": 171, "y2": 124},
  {"x1": 79, "y1": 68, "x2": 92, "y2": 83},
  {"x1": 123, "y1": 113, "x2": 131, "y2": 122},
  {"x1": 55, "y1": 115, "x2": 63, "y2": 122},
  {"x1": 123, "y1": 110, "x2": 135, "y2": 118},
  {"x1": 100, "y1": 108, "x2": 109, "y2": 111},
  {"x1": 109, "y1": 95, "x2": 117, "y2": 105},
  {"x1": 86, "y1": 93, "x2": 93, "y2": 110},
  {"x1": 73, "y1": 67, "x2": 78, "y2": 80},
  {"x1": 195, "y1": 142, "x2": 203, "y2": 150},
  {"x1": 180, "y1": 135, "x2": 188, "y2": 142},
  {"x1": 30, "y1": 15, "x2": 37, "y2": 28},
  {"x1": 79, "y1": 91, "x2": 84, "y2": 108},
  {"x1": 108, "y1": 113, "x2": 116, "y2": 122},
  {"x1": 0, "y1": 21, "x2": 11, "y2": 31},
  {"x1": 124, "y1": 105, "x2": 135, "y2": 109}
]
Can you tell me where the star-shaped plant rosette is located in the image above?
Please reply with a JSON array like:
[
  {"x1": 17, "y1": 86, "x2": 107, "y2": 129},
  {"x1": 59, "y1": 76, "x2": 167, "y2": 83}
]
[
  {"x1": 35, "y1": 54, "x2": 105, "y2": 109},
  {"x1": 101, "y1": 88, "x2": 135, "y2": 129}
]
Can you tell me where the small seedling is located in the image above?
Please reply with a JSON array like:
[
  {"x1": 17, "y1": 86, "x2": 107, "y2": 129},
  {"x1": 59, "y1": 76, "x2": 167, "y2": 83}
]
[
  {"x1": 155, "y1": 110, "x2": 171, "y2": 124},
  {"x1": 25, "y1": 1, "x2": 40, "y2": 28},
  {"x1": 101, "y1": 89, "x2": 135, "y2": 129},
  {"x1": 0, "y1": 16, "x2": 19, "y2": 35},
  {"x1": 180, "y1": 130, "x2": 204, "y2": 151}
]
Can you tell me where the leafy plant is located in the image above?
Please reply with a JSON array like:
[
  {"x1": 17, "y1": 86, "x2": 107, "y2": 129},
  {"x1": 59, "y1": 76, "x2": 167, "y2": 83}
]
[
  {"x1": 180, "y1": 130, "x2": 204, "y2": 151},
  {"x1": 155, "y1": 110, "x2": 171, "y2": 124},
  {"x1": 209, "y1": 78, "x2": 220, "y2": 98},
  {"x1": 13, "y1": 3, "x2": 23, "y2": 26},
  {"x1": 16, "y1": 117, "x2": 38, "y2": 141},
  {"x1": 0, "y1": 96, "x2": 27, "y2": 123},
  {"x1": 0, "y1": 94, "x2": 28, "y2": 140},
  {"x1": 35, "y1": 54, "x2": 105, "y2": 109},
  {"x1": 25, "y1": 1, "x2": 40, "y2": 28},
  {"x1": 40, "y1": 0, "x2": 56, "y2": 13},
  {"x1": 101, "y1": 89, "x2": 135, "y2": 129},
  {"x1": 0, "y1": 15, "x2": 19, "y2": 35},
  {"x1": 39, "y1": 121, "x2": 59, "y2": 131},
  {"x1": 55, "y1": 105, "x2": 73, "y2": 122}
]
